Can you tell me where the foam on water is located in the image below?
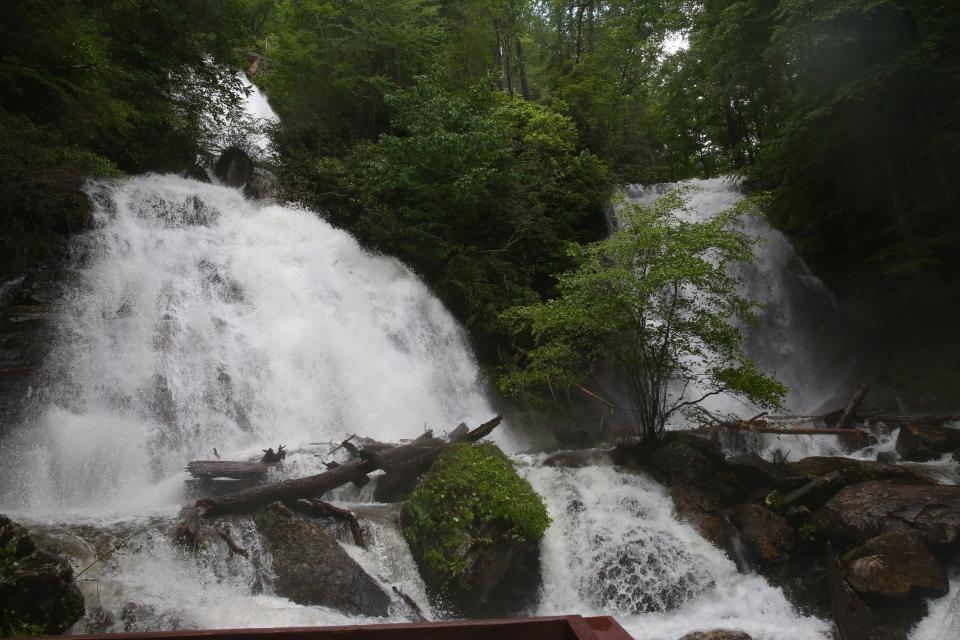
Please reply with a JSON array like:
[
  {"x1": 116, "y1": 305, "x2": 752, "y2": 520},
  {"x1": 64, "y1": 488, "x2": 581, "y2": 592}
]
[{"x1": 521, "y1": 459, "x2": 830, "y2": 640}]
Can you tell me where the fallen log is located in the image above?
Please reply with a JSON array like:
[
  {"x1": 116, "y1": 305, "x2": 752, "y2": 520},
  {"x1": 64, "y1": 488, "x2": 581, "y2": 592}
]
[
  {"x1": 725, "y1": 423, "x2": 871, "y2": 438},
  {"x1": 196, "y1": 457, "x2": 375, "y2": 517},
  {"x1": 195, "y1": 416, "x2": 502, "y2": 517},
  {"x1": 288, "y1": 498, "x2": 367, "y2": 549},
  {"x1": 835, "y1": 384, "x2": 870, "y2": 429},
  {"x1": 186, "y1": 461, "x2": 268, "y2": 480}
]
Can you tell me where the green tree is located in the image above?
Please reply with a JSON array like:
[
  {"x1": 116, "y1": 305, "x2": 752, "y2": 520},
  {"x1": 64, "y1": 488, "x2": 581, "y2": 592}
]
[
  {"x1": 282, "y1": 71, "x2": 609, "y2": 363},
  {"x1": 502, "y1": 188, "x2": 784, "y2": 439}
]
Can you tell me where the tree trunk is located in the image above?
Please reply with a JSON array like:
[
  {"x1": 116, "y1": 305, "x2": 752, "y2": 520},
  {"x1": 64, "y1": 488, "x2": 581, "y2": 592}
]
[
  {"x1": 194, "y1": 417, "x2": 502, "y2": 517},
  {"x1": 186, "y1": 461, "x2": 268, "y2": 480}
]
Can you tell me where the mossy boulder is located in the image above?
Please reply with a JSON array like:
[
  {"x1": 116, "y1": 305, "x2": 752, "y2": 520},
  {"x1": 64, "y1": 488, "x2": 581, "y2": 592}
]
[
  {"x1": 403, "y1": 442, "x2": 550, "y2": 616},
  {"x1": 0, "y1": 514, "x2": 85, "y2": 636}
]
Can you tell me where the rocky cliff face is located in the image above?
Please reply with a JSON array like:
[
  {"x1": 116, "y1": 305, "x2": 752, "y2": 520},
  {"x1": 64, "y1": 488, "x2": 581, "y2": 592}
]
[{"x1": 0, "y1": 255, "x2": 68, "y2": 440}]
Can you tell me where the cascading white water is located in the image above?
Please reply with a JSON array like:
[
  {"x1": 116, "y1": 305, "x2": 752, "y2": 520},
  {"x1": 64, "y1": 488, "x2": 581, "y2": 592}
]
[
  {"x1": 1, "y1": 75, "x2": 954, "y2": 638},
  {"x1": 0, "y1": 175, "x2": 505, "y2": 518},
  {"x1": 521, "y1": 458, "x2": 830, "y2": 640},
  {"x1": 624, "y1": 178, "x2": 847, "y2": 417}
]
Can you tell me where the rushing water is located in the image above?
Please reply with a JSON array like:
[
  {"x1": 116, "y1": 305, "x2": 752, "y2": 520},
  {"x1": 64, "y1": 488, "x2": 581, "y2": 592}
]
[
  {"x1": 0, "y1": 175, "x2": 503, "y2": 519},
  {"x1": 624, "y1": 179, "x2": 848, "y2": 417},
  {"x1": 0, "y1": 89, "x2": 955, "y2": 637}
]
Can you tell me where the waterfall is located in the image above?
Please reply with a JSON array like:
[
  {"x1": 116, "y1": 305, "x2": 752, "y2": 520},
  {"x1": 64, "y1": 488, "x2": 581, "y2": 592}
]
[
  {"x1": 521, "y1": 458, "x2": 830, "y2": 640},
  {"x1": 0, "y1": 175, "x2": 505, "y2": 518},
  {"x1": 0, "y1": 79, "x2": 953, "y2": 639},
  {"x1": 624, "y1": 178, "x2": 849, "y2": 417}
]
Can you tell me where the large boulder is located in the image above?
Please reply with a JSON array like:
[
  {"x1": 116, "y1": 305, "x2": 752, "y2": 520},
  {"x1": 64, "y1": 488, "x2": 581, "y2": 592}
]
[
  {"x1": 895, "y1": 422, "x2": 960, "y2": 462},
  {"x1": 243, "y1": 168, "x2": 276, "y2": 200},
  {"x1": 789, "y1": 457, "x2": 931, "y2": 485},
  {"x1": 844, "y1": 530, "x2": 949, "y2": 599},
  {"x1": 403, "y1": 442, "x2": 548, "y2": 617},
  {"x1": 0, "y1": 514, "x2": 85, "y2": 636},
  {"x1": 254, "y1": 502, "x2": 391, "y2": 616},
  {"x1": 213, "y1": 147, "x2": 255, "y2": 189},
  {"x1": 669, "y1": 483, "x2": 736, "y2": 559},
  {"x1": 729, "y1": 504, "x2": 795, "y2": 565},
  {"x1": 727, "y1": 453, "x2": 808, "y2": 490},
  {"x1": 813, "y1": 481, "x2": 960, "y2": 546}
]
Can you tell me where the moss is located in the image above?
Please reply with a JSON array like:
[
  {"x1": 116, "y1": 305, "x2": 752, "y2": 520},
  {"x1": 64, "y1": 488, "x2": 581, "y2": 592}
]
[{"x1": 404, "y1": 442, "x2": 550, "y2": 592}]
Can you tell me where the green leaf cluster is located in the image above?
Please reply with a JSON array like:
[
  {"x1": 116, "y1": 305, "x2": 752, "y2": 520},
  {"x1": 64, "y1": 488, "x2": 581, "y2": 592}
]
[
  {"x1": 0, "y1": 0, "x2": 253, "y2": 270},
  {"x1": 404, "y1": 442, "x2": 550, "y2": 591},
  {"x1": 274, "y1": 70, "x2": 610, "y2": 363},
  {"x1": 502, "y1": 188, "x2": 785, "y2": 438}
]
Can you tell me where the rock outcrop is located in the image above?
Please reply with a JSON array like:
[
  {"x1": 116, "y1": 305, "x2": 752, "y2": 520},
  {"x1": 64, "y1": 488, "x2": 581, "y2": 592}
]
[
  {"x1": 729, "y1": 504, "x2": 795, "y2": 565},
  {"x1": 895, "y1": 422, "x2": 960, "y2": 462},
  {"x1": 254, "y1": 502, "x2": 391, "y2": 617},
  {"x1": 813, "y1": 481, "x2": 960, "y2": 545},
  {"x1": 844, "y1": 530, "x2": 949, "y2": 599},
  {"x1": 213, "y1": 147, "x2": 255, "y2": 189},
  {"x1": 0, "y1": 514, "x2": 85, "y2": 636}
]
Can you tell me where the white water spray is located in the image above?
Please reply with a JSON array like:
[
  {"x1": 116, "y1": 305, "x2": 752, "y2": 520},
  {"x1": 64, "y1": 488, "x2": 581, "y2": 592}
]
[
  {"x1": 625, "y1": 178, "x2": 847, "y2": 417},
  {"x1": 0, "y1": 175, "x2": 502, "y2": 518},
  {"x1": 522, "y1": 459, "x2": 830, "y2": 640}
]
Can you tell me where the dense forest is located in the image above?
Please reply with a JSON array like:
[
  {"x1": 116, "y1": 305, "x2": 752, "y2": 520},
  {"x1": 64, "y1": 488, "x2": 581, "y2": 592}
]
[{"x1": 3, "y1": 0, "x2": 960, "y2": 406}]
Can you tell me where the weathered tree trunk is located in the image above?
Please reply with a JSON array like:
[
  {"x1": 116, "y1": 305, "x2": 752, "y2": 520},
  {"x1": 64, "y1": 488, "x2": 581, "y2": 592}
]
[
  {"x1": 186, "y1": 460, "x2": 268, "y2": 480},
  {"x1": 196, "y1": 458, "x2": 375, "y2": 517},
  {"x1": 194, "y1": 417, "x2": 502, "y2": 517},
  {"x1": 835, "y1": 384, "x2": 870, "y2": 429},
  {"x1": 515, "y1": 37, "x2": 530, "y2": 100},
  {"x1": 287, "y1": 498, "x2": 367, "y2": 549}
]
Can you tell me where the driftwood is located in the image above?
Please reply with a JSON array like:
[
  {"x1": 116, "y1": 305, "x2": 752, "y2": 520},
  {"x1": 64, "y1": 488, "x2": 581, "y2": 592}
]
[
  {"x1": 194, "y1": 416, "x2": 502, "y2": 517},
  {"x1": 834, "y1": 384, "x2": 870, "y2": 429},
  {"x1": 186, "y1": 461, "x2": 268, "y2": 480},
  {"x1": 197, "y1": 457, "x2": 376, "y2": 517},
  {"x1": 729, "y1": 424, "x2": 871, "y2": 438},
  {"x1": 260, "y1": 444, "x2": 287, "y2": 463},
  {"x1": 288, "y1": 498, "x2": 367, "y2": 548}
]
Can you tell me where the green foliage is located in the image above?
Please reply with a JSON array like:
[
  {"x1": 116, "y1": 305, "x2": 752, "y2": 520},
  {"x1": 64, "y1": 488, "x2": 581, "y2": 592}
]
[
  {"x1": 0, "y1": 0, "x2": 253, "y2": 270},
  {"x1": 404, "y1": 442, "x2": 550, "y2": 591},
  {"x1": 279, "y1": 71, "x2": 610, "y2": 362},
  {"x1": 502, "y1": 188, "x2": 785, "y2": 438}
]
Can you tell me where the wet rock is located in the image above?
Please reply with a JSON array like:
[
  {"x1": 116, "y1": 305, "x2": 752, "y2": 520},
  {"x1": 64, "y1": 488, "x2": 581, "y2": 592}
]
[
  {"x1": 213, "y1": 147, "x2": 255, "y2": 189},
  {"x1": 543, "y1": 448, "x2": 610, "y2": 468},
  {"x1": 254, "y1": 502, "x2": 390, "y2": 617},
  {"x1": 729, "y1": 504, "x2": 795, "y2": 565},
  {"x1": 895, "y1": 422, "x2": 960, "y2": 462},
  {"x1": 668, "y1": 483, "x2": 736, "y2": 558},
  {"x1": 789, "y1": 456, "x2": 931, "y2": 485},
  {"x1": 845, "y1": 530, "x2": 949, "y2": 599},
  {"x1": 0, "y1": 265, "x2": 64, "y2": 439},
  {"x1": 727, "y1": 453, "x2": 807, "y2": 490},
  {"x1": 183, "y1": 164, "x2": 211, "y2": 183},
  {"x1": 0, "y1": 514, "x2": 85, "y2": 636},
  {"x1": 119, "y1": 602, "x2": 184, "y2": 632},
  {"x1": 679, "y1": 631, "x2": 752, "y2": 640},
  {"x1": 243, "y1": 168, "x2": 276, "y2": 200},
  {"x1": 653, "y1": 441, "x2": 716, "y2": 478},
  {"x1": 813, "y1": 481, "x2": 960, "y2": 546}
]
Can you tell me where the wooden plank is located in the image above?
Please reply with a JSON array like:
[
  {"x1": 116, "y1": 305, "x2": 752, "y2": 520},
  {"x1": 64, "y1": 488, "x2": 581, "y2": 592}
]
[{"x1": 55, "y1": 615, "x2": 622, "y2": 640}]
